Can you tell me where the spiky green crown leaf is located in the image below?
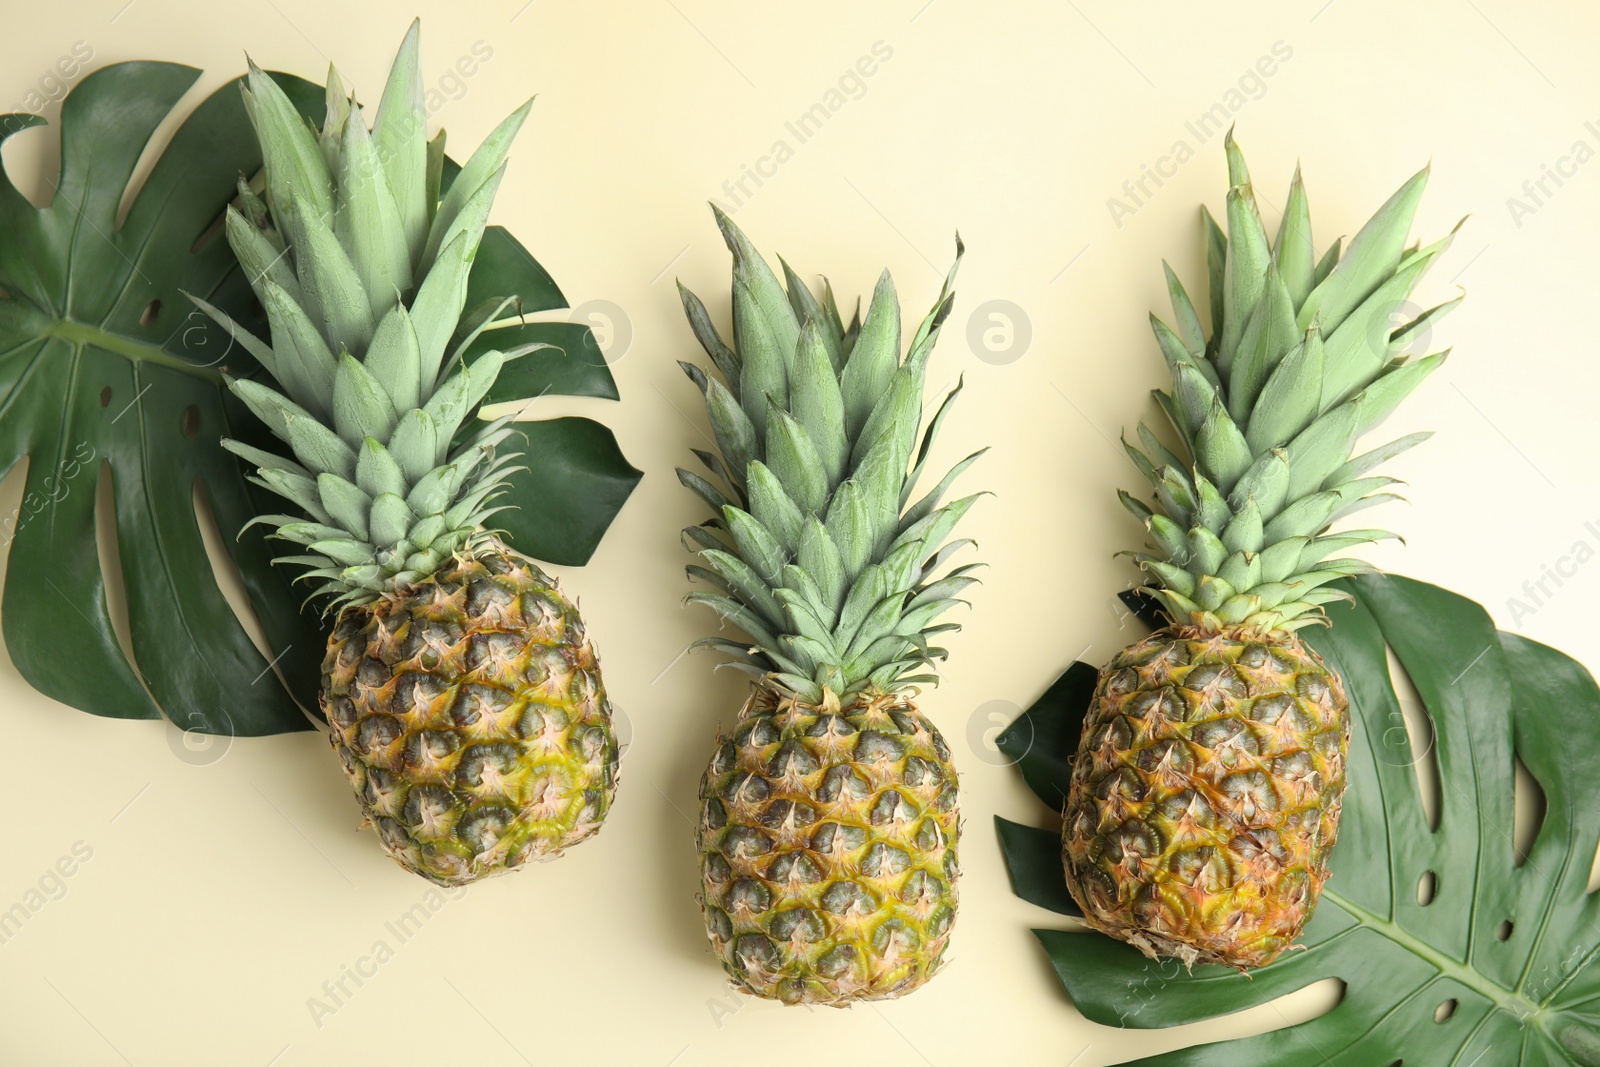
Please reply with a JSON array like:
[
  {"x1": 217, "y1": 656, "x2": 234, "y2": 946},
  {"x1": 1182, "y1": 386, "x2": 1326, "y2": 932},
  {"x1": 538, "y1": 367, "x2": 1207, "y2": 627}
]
[
  {"x1": 1124, "y1": 133, "x2": 1462, "y2": 635},
  {"x1": 676, "y1": 208, "x2": 983, "y2": 704},
  {"x1": 191, "y1": 20, "x2": 534, "y2": 609}
]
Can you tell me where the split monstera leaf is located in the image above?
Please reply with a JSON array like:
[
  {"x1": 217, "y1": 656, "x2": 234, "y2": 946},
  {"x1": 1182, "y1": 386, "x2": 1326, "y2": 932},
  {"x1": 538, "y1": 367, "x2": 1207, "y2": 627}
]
[
  {"x1": 997, "y1": 574, "x2": 1600, "y2": 1066},
  {"x1": 0, "y1": 60, "x2": 637, "y2": 735}
]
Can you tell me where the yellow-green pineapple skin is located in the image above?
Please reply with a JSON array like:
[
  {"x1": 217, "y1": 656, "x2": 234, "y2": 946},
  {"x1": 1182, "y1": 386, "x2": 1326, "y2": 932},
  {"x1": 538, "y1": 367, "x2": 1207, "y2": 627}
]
[
  {"x1": 678, "y1": 211, "x2": 978, "y2": 1005},
  {"x1": 1060, "y1": 133, "x2": 1457, "y2": 968},
  {"x1": 199, "y1": 24, "x2": 628, "y2": 886},
  {"x1": 1064, "y1": 627, "x2": 1348, "y2": 969},
  {"x1": 698, "y1": 685, "x2": 959, "y2": 1005},
  {"x1": 322, "y1": 539, "x2": 618, "y2": 886}
]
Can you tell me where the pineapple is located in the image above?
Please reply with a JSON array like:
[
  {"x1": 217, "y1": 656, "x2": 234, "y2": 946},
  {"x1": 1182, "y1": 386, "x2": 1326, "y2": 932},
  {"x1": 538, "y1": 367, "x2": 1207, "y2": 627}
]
[
  {"x1": 1062, "y1": 133, "x2": 1459, "y2": 969},
  {"x1": 191, "y1": 23, "x2": 618, "y2": 886},
  {"x1": 677, "y1": 209, "x2": 981, "y2": 1005}
]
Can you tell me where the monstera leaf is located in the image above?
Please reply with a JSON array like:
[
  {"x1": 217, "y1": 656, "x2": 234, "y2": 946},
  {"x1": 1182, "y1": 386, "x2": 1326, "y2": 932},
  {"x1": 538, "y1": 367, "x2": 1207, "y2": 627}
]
[
  {"x1": 0, "y1": 62, "x2": 638, "y2": 735},
  {"x1": 997, "y1": 573, "x2": 1600, "y2": 1065}
]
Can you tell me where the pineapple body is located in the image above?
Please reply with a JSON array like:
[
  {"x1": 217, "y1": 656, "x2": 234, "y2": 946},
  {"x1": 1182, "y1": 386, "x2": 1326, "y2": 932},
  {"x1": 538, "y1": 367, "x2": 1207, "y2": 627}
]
[
  {"x1": 1062, "y1": 627, "x2": 1347, "y2": 969},
  {"x1": 698, "y1": 685, "x2": 959, "y2": 1005},
  {"x1": 677, "y1": 213, "x2": 980, "y2": 1003},
  {"x1": 1066, "y1": 134, "x2": 1456, "y2": 965},
  {"x1": 323, "y1": 538, "x2": 617, "y2": 886},
  {"x1": 193, "y1": 25, "x2": 625, "y2": 882}
]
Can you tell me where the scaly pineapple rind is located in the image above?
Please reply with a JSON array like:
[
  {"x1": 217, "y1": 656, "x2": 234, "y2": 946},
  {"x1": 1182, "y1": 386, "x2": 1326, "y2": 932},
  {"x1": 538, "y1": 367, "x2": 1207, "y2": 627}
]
[
  {"x1": 1062, "y1": 625, "x2": 1348, "y2": 970},
  {"x1": 325, "y1": 541, "x2": 618, "y2": 886},
  {"x1": 698, "y1": 683, "x2": 959, "y2": 1004},
  {"x1": 680, "y1": 213, "x2": 980, "y2": 1006},
  {"x1": 198, "y1": 22, "x2": 618, "y2": 890}
]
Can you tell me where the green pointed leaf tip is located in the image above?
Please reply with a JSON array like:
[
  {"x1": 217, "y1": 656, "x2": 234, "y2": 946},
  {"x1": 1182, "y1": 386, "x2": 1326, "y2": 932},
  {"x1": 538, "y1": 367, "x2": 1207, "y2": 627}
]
[
  {"x1": 1127, "y1": 137, "x2": 1456, "y2": 632},
  {"x1": 1001, "y1": 574, "x2": 1600, "y2": 1067},
  {"x1": 227, "y1": 27, "x2": 525, "y2": 357},
  {"x1": 678, "y1": 219, "x2": 980, "y2": 695},
  {"x1": 196, "y1": 25, "x2": 638, "y2": 606}
]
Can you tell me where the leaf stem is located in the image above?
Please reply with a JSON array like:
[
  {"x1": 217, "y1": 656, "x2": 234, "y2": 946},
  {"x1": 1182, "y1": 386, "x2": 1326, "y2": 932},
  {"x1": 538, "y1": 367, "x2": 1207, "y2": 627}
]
[
  {"x1": 1325, "y1": 889, "x2": 1547, "y2": 1024},
  {"x1": 45, "y1": 319, "x2": 224, "y2": 384}
]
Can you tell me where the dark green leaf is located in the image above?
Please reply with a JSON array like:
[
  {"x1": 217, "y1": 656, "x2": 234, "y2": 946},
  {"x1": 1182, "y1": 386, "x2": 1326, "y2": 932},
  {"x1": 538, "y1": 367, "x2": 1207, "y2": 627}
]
[
  {"x1": 0, "y1": 62, "x2": 335, "y2": 735},
  {"x1": 460, "y1": 224, "x2": 565, "y2": 319},
  {"x1": 996, "y1": 816, "x2": 1081, "y2": 917},
  {"x1": 0, "y1": 61, "x2": 635, "y2": 736},
  {"x1": 1000, "y1": 574, "x2": 1600, "y2": 1066},
  {"x1": 491, "y1": 417, "x2": 640, "y2": 567},
  {"x1": 997, "y1": 661, "x2": 1098, "y2": 811},
  {"x1": 462, "y1": 320, "x2": 619, "y2": 404}
]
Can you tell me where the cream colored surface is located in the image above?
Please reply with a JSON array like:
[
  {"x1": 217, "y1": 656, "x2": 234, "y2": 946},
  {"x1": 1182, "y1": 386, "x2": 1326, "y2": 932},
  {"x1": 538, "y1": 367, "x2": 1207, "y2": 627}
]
[{"x1": 0, "y1": 0, "x2": 1593, "y2": 1063}]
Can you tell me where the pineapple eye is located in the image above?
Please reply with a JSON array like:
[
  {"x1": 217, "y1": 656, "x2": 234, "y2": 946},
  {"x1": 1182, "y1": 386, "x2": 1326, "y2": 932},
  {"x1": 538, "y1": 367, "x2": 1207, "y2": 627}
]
[
  {"x1": 868, "y1": 789, "x2": 919, "y2": 827},
  {"x1": 732, "y1": 934, "x2": 780, "y2": 973},
  {"x1": 760, "y1": 798, "x2": 817, "y2": 830},
  {"x1": 726, "y1": 772, "x2": 769, "y2": 806},
  {"x1": 859, "y1": 842, "x2": 912, "y2": 878},
  {"x1": 721, "y1": 825, "x2": 772, "y2": 859},
  {"x1": 816, "y1": 765, "x2": 869, "y2": 803},
  {"x1": 820, "y1": 881, "x2": 874, "y2": 916},
  {"x1": 854, "y1": 730, "x2": 906, "y2": 763},
  {"x1": 765, "y1": 740, "x2": 820, "y2": 778},
  {"x1": 768, "y1": 908, "x2": 823, "y2": 944},
  {"x1": 725, "y1": 878, "x2": 771, "y2": 914},
  {"x1": 810, "y1": 822, "x2": 866, "y2": 855},
  {"x1": 766, "y1": 852, "x2": 823, "y2": 885},
  {"x1": 457, "y1": 805, "x2": 516, "y2": 853}
]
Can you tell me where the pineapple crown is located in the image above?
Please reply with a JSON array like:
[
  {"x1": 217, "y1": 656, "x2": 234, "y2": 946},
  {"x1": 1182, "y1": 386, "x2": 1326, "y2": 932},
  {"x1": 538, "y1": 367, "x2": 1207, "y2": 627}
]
[
  {"x1": 1124, "y1": 131, "x2": 1462, "y2": 635},
  {"x1": 676, "y1": 208, "x2": 984, "y2": 705},
  {"x1": 191, "y1": 21, "x2": 538, "y2": 611}
]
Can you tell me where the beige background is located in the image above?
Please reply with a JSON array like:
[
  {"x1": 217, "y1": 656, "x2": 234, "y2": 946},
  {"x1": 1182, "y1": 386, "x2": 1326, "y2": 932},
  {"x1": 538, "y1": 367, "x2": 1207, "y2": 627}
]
[{"x1": 0, "y1": 0, "x2": 1594, "y2": 1063}]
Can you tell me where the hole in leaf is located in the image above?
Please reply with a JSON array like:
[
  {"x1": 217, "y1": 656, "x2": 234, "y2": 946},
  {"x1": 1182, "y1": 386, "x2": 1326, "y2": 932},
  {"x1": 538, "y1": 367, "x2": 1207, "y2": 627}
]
[
  {"x1": 1, "y1": 109, "x2": 61, "y2": 211},
  {"x1": 1386, "y1": 649, "x2": 1440, "y2": 831},
  {"x1": 1417, "y1": 870, "x2": 1437, "y2": 906},
  {"x1": 115, "y1": 86, "x2": 198, "y2": 229},
  {"x1": 1497, "y1": 920, "x2": 1514, "y2": 941},
  {"x1": 1435, "y1": 998, "x2": 1458, "y2": 1023},
  {"x1": 99, "y1": 386, "x2": 111, "y2": 409},
  {"x1": 181, "y1": 405, "x2": 200, "y2": 441},
  {"x1": 191, "y1": 481, "x2": 315, "y2": 725},
  {"x1": 249, "y1": 295, "x2": 266, "y2": 321},
  {"x1": 1513, "y1": 755, "x2": 1546, "y2": 867},
  {"x1": 0, "y1": 458, "x2": 29, "y2": 590},
  {"x1": 140, "y1": 299, "x2": 161, "y2": 328}
]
